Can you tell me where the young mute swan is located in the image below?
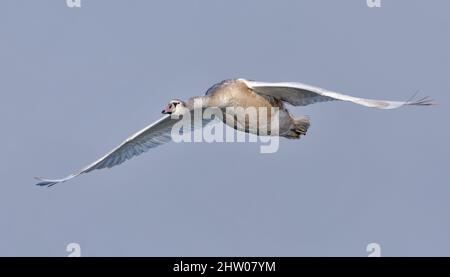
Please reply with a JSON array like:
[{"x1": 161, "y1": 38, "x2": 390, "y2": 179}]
[{"x1": 35, "y1": 78, "x2": 435, "y2": 187}]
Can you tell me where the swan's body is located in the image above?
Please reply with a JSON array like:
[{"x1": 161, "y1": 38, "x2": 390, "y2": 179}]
[
  {"x1": 200, "y1": 79, "x2": 300, "y2": 137},
  {"x1": 35, "y1": 78, "x2": 434, "y2": 187}
]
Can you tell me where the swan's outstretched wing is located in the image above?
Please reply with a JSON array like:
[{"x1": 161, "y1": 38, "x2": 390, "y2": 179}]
[
  {"x1": 242, "y1": 79, "x2": 435, "y2": 109},
  {"x1": 35, "y1": 115, "x2": 180, "y2": 187}
]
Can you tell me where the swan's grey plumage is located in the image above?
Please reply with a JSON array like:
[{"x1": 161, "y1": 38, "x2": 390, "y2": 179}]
[{"x1": 35, "y1": 78, "x2": 435, "y2": 187}]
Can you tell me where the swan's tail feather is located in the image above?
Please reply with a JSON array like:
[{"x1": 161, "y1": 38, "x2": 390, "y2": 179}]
[{"x1": 283, "y1": 116, "x2": 310, "y2": 139}]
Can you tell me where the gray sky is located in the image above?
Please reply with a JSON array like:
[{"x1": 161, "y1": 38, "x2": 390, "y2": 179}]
[{"x1": 0, "y1": 0, "x2": 449, "y2": 256}]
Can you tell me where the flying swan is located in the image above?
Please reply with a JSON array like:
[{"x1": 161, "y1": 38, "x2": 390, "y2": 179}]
[{"x1": 35, "y1": 79, "x2": 435, "y2": 187}]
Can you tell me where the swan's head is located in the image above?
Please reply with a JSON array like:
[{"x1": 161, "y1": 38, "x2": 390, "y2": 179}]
[{"x1": 162, "y1": 99, "x2": 187, "y2": 115}]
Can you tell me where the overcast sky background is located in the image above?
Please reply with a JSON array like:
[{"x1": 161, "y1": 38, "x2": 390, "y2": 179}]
[{"x1": 0, "y1": 0, "x2": 449, "y2": 256}]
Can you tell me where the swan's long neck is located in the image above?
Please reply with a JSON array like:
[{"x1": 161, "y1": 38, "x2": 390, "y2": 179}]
[{"x1": 186, "y1": 96, "x2": 211, "y2": 110}]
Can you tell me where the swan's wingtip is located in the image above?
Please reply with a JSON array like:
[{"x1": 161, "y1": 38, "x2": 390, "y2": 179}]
[
  {"x1": 408, "y1": 96, "x2": 437, "y2": 106},
  {"x1": 34, "y1": 177, "x2": 59, "y2": 187}
]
